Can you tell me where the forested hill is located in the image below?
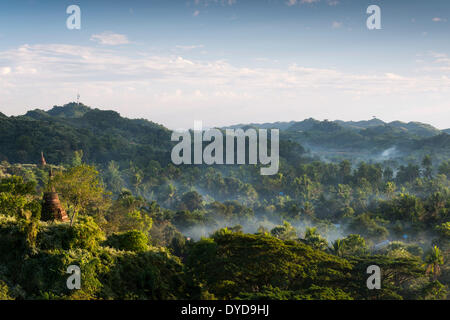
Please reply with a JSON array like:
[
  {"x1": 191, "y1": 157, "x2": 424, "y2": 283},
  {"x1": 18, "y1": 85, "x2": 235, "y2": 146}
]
[
  {"x1": 0, "y1": 103, "x2": 172, "y2": 165},
  {"x1": 0, "y1": 103, "x2": 449, "y2": 301},
  {"x1": 226, "y1": 118, "x2": 445, "y2": 136},
  {"x1": 225, "y1": 118, "x2": 450, "y2": 162},
  {"x1": 0, "y1": 102, "x2": 448, "y2": 166}
]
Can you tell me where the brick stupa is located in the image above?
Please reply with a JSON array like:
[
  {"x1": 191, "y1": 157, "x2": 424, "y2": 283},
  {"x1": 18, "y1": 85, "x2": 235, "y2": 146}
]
[{"x1": 41, "y1": 154, "x2": 69, "y2": 222}]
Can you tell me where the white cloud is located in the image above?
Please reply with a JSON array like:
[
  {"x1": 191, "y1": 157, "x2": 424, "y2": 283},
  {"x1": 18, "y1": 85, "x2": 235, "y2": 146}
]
[
  {"x1": 332, "y1": 21, "x2": 343, "y2": 28},
  {"x1": 193, "y1": 0, "x2": 236, "y2": 7},
  {"x1": 175, "y1": 44, "x2": 204, "y2": 51},
  {"x1": 0, "y1": 44, "x2": 449, "y2": 129},
  {"x1": 384, "y1": 73, "x2": 404, "y2": 80},
  {"x1": 1, "y1": 67, "x2": 11, "y2": 75},
  {"x1": 90, "y1": 32, "x2": 130, "y2": 46},
  {"x1": 287, "y1": 0, "x2": 320, "y2": 6},
  {"x1": 432, "y1": 17, "x2": 447, "y2": 22},
  {"x1": 415, "y1": 52, "x2": 450, "y2": 73}
]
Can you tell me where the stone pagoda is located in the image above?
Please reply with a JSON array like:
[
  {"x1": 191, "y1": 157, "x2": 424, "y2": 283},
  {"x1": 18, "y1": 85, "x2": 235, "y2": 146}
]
[{"x1": 40, "y1": 154, "x2": 69, "y2": 222}]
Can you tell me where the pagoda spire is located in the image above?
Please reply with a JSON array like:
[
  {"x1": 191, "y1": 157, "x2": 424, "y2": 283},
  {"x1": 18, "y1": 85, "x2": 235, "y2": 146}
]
[{"x1": 40, "y1": 152, "x2": 47, "y2": 166}]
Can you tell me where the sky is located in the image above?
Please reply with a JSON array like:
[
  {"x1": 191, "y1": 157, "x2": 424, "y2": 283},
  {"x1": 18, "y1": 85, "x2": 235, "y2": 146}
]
[{"x1": 0, "y1": 0, "x2": 449, "y2": 129}]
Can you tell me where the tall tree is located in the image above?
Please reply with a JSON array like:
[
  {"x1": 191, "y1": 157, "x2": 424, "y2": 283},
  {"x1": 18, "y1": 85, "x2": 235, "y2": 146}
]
[
  {"x1": 52, "y1": 164, "x2": 110, "y2": 225},
  {"x1": 424, "y1": 246, "x2": 444, "y2": 281}
]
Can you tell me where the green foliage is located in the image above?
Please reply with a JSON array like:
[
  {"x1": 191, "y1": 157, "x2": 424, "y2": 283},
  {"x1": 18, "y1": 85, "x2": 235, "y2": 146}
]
[
  {"x1": 0, "y1": 103, "x2": 172, "y2": 166},
  {"x1": 0, "y1": 280, "x2": 13, "y2": 300},
  {"x1": 331, "y1": 239, "x2": 345, "y2": 257},
  {"x1": 185, "y1": 231, "x2": 352, "y2": 299},
  {"x1": 0, "y1": 104, "x2": 449, "y2": 300},
  {"x1": 348, "y1": 213, "x2": 388, "y2": 242},
  {"x1": 104, "y1": 191, "x2": 153, "y2": 235},
  {"x1": 424, "y1": 246, "x2": 444, "y2": 280},
  {"x1": 397, "y1": 164, "x2": 421, "y2": 184},
  {"x1": 381, "y1": 241, "x2": 423, "y2": 258},
  {"x1": 339, "y1": 234, "x2": 368, "y2": 257},
  {"x1": 0, "y1": 215, "x2": 32, "y2": 258},
  {"x1": 302, "y1": 227, "x2": 328, "y2": 251},
  {"x1": 37, "y1": 216, "x2": 105, "y2": 251},
  {"x1": 438, "y1": 160, "x2": 450, "y2": 177},
  {"x1": 420, "y1": 280, "x2": 448, "y2": 300},
  {"x1": 0, "y1": 213, "x2": 184, "y2": 300},
  {"x1": 52, "y1": 164, "x2": 110, "y2": 224},
  {"x1": 436, "y1": 222, "x2": 450, "y2": 238},
  {"x1": 379, "y1": 193, "x2": 426, "y2": 228},
  {"x1": 237, "y1": 285, "x2": 353, "y2": 300},
  {"x1": 105, "y1": 230, "x2": 149, "y2": 252},
  {"x1": 99, "y1": 248, "x2": 186, "y2": 300},
  {"x1": 18, "y1": 249, "x2": 103, "y2": 299},
  {"x1": 270, "y1": 221, "x2": 297, "y2": 241},
  {"x1": 178, "y1": 191, "x2": 204, "y2": 211},
  {"x1": 0, "y1": 176, "x2": 36, "y2": 195},
  {"x1": 348, "y1": 255, "x2": 427, "y2": 300},
  {"x1": 0, "y1": 176, "x2": 40, "y2": 220}
]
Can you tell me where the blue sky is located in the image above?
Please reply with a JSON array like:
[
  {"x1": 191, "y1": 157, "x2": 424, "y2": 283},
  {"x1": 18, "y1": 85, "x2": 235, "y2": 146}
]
[{"x1": 0, "y1": 0, "x2": 449, "y2": 129}]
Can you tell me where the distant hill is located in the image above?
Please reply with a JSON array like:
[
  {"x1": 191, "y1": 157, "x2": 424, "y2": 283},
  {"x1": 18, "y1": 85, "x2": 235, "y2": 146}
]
[
  {"x1": 224, "y1": 121, "x2": 296, "y2": 131},
  {"x1": 334, "y1": 118, "x2": 386, "y2": 130},
  {"x1": 25, "y1": 103, "x2": 97, "y2": 120},
  {"x1": 414, "y1": 133, "x2": 450, "y2": 150},
  {"x1": 225, "y1": 118, "x2": 449, "y2": 162},
  {"x1": 0, "y1": 103, "x2": 448, "y2": 166},
  {"x1": 46, "y1": 102, "x2": 91, "y2": 118},
  {"x1": 387, "y1": 121, "x2": 441, "y2": 137},
  {"x1": 285, "y1": 118, "x2": 321, "y2": 132},
  {"x1": 0, "y1": 103, "x2": 173, "y2": 166},
  {"x1": 227, "y1": 118, "x2": 441, "y2": 137},
  {"x1": 444, "y1": 129, "x2": 450, "y2": 134}
]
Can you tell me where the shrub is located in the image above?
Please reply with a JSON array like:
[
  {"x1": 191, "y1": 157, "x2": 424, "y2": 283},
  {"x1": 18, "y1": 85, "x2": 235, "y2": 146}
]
[{"x1": 104, "y1": 230, "x2": 149, "y2": 252}]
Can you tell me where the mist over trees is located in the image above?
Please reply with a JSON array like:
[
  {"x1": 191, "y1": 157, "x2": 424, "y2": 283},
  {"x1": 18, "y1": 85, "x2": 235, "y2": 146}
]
[{"x1": 0, "y1": 103, "x2": 449, "y2": 300}]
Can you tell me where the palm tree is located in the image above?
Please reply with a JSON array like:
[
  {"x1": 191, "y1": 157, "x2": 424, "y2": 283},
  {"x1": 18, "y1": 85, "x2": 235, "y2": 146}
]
[
  {"x1": 304, "y1": 227, "x2": 328, "y2": 251},
  {"x1": 305, "y1": 227, "x2": 319, "y2": 239},
  {"x1": 332, "y1": 239, "x2": 345, "y2": 257},
  {"x1": 424, "y1": 246, "x2": 444, "y2": 280}
]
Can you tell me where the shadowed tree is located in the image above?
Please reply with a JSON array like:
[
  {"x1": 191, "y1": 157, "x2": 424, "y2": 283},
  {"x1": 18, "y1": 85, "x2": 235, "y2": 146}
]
[
  {"x1": 424, "y1": 246, "x2": 444, "y2": 281},
  {"x1": 52, "y1": 164, "x2": 110, "y2": 226},
  {"x1": 331, "y1": 239, "x2": 345, "y2": 257},
  {"x1": 422, "y1": 155, "x2": 433, "y2": 180}
]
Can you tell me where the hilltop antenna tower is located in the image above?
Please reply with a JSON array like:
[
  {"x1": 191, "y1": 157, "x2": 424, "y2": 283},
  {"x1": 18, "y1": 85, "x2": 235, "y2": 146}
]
[{"x1": 76, "y1": 93, "x2": 80, "y2": 105}]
